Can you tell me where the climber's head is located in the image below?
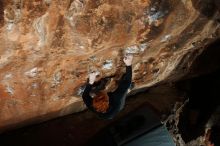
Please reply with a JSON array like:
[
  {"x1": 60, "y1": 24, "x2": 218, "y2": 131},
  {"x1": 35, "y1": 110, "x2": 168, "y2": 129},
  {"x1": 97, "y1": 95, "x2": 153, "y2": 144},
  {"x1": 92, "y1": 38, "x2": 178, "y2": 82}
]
[{"x1": 92, "y1": 91, "x2": 109, "y2": 113}]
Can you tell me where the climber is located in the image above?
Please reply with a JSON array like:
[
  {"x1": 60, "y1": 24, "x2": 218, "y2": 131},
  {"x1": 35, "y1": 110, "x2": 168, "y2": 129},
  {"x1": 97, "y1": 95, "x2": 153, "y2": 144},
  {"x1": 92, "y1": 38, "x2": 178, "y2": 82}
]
[{"x1": 82, "y1": 54, "x2": 133, "y2": 119}]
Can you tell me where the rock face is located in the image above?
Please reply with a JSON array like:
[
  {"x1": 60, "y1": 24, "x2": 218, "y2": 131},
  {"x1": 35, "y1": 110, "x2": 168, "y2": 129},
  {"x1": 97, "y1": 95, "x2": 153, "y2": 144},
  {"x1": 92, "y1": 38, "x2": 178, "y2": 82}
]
[{"x1": 0, "y1": 0, "x2": 219, "y2": 131}]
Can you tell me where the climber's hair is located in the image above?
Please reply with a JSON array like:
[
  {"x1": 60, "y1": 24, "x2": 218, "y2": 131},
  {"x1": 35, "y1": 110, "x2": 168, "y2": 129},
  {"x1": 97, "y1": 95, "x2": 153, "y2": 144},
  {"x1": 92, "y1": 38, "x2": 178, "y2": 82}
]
[
  {"x1": 209, "y1": 125, "x2": 220, "y2": 146},
  {"x1": 92, "y1": 91, "x2": 109, "y2": 113}
]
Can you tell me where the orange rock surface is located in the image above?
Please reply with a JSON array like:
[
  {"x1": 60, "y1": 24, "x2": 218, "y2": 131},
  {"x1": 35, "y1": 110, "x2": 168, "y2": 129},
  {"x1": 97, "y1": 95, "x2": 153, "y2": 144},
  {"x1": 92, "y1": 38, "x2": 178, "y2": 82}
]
[{"x1": 0, "y1": 0, "x2": 219, "y2": 131}]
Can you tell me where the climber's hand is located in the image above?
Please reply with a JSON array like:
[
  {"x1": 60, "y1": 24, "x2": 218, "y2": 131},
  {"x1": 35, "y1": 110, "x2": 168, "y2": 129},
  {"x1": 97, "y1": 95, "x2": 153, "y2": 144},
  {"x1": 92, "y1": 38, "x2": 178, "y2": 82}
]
[
  {"x1": 89, "y1": 72, "x2": 97, "y2": 85},
  {"x1": 123, "y1": 54, "x2": 133, "y2": 66}
]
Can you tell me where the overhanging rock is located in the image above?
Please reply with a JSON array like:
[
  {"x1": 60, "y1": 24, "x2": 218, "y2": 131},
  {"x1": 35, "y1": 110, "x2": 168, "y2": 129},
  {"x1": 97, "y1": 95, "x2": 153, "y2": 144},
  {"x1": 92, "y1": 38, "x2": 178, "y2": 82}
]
[{"x1": 0, "y1": 0, "x2": 219, "y2": 131}]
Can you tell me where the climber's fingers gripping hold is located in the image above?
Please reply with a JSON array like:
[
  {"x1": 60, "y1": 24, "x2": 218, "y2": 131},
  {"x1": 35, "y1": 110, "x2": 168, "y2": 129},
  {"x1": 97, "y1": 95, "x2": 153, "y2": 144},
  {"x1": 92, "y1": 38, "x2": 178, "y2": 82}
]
[
  {"x1": 123, "y1": 54, "x2": 133, "y2": 66},
  {"x1": 89, "y1": 72, "x2": 97, "y2": 85}
]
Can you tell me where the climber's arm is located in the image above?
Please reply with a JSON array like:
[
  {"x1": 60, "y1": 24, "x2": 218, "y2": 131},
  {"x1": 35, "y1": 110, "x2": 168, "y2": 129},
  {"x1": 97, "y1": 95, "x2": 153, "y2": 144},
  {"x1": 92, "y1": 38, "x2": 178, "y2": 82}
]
[{"x1": 82, "y1": 72, "x2": 97, "y2": 110}]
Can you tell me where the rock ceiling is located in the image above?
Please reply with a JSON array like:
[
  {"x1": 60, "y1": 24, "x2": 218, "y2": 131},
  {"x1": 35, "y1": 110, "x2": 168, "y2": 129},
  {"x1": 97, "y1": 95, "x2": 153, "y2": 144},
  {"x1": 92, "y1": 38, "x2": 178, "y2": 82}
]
[{"x1": 0, "y1": 0, "x2": 219, "y2": 131}]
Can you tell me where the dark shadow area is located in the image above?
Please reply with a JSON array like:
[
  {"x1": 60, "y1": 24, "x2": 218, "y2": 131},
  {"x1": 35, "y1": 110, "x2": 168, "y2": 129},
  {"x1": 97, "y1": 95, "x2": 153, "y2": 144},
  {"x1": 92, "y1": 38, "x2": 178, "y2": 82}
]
[
  {"x1": 191, "y1": 0, "x2": 219, "y2": 19},
  {"x1": 86, "y1": 104, "x2": 169, "y2": 146},
  {"x1": 187, "y1": 38, "x2": 220, "y2": 78},
  {"x1": 178, "y1": 68, "x2": 220, "y2": 142},
  {"x1": 214, "y1": 0, "x2": 220, "y2": 13},
  {"x1": 177, "y1": 39, "x2": 220, "y2": 142}
]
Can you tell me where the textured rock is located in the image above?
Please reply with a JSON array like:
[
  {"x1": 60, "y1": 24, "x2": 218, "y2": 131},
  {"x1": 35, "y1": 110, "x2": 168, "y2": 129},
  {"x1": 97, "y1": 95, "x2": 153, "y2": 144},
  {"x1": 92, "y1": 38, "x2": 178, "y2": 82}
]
[{"x1": 0, "y1": 0, "x2": 219, "y2": 131}]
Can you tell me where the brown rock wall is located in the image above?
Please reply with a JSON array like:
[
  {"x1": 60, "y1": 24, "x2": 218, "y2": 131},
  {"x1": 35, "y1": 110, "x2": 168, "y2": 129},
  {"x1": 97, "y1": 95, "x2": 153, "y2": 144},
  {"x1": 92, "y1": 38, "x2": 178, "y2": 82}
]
[{"x1": 0, "y1": 0, "x2": 219, "y2": 131}]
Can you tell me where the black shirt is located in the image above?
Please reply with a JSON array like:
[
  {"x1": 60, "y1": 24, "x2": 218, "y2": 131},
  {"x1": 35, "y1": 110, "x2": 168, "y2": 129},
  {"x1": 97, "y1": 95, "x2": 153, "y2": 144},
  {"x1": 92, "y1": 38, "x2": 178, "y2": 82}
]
[{"x1": 82, "y1": 66, "x2": 132, "y2": 119}]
